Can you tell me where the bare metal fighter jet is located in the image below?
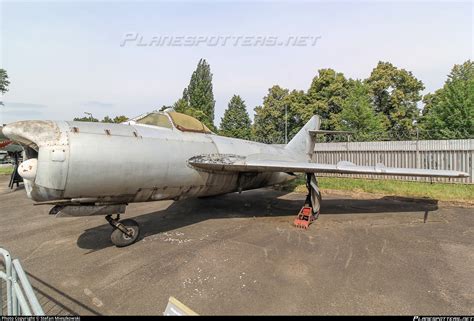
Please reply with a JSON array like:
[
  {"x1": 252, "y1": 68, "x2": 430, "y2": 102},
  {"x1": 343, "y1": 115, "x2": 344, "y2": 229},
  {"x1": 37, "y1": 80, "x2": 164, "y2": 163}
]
[{"x1": 2, "y1": 111, "x2": 469, "y2": 246}]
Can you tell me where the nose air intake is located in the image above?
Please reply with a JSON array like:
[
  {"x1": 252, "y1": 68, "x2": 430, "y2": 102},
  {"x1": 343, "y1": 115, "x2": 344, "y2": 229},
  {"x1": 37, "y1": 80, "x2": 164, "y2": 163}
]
[
  {"x1": 2, "y1": 120, "x2": 70, "y2": 202},
  {"x1": 2, "y1": 120, "x2": 62, "y2": 150}
]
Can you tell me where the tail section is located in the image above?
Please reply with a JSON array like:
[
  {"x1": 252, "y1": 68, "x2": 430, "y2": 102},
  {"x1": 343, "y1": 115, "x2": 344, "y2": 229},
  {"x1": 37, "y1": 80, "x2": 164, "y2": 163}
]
[{"x1": 285, "y1": 115, "x2": 320, "y2": 160}]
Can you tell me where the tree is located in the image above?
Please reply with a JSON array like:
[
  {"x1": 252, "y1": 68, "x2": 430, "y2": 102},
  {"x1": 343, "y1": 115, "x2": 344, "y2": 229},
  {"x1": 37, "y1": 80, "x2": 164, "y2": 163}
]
[
  {"x1": 253, "y1": 87, "x2": 318, "y2": 143},
  {"x1": 173, "y1": 95, "x2": 209, "y2": 123},
  {"x1": 334, "y1": 80, "x2": 387, "y2": 141},
  {"x1": 253, "y1": 85, "x2": 289, "y2": 143},
  {"x1": 306, "y1": 68, "x2": 349, "y2": 130},
  {"x1": 179, "y1": 59, "x2": 216, "y2": 130},
  {"x1": 74, "y1": 115, "x2": 99, "y2": 122},
  {"x1": 420, "y1": 60, "x2": 474, "y2": 139},
  {"x1": 421, "y1": 90, "x2": 443, "y2": 116},
  {"x1": 365, "y1": 61, "x2": 424, "y2": 139},
  {"x1": 112, "y1": 115, "x2": 128, "y2": 123},
  {"x1": 173, "y1": 97, "x2": 189, "y2": 113},
  {"x1": 285, "y1": 89, "x2": 311, "y2": 139},
  {"x1": 102, "y1": 116, "x2": 114, "y2": 123},
  {"x1": 0, "y1": 69, "x2": 10, "y2": 106},
  {"x1": 74, "y1": 115, "x2": 128, "y2": 123},
  {"x1": 219, "y1": 95, "x2": 252, "y2": 140}
]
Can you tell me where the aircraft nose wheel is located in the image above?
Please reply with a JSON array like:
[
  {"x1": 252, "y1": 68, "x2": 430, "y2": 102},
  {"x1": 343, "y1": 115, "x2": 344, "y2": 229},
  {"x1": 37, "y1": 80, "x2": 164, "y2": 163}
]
[{"x1": 106, "y1": 215, "x2": 140, "y2": 247}]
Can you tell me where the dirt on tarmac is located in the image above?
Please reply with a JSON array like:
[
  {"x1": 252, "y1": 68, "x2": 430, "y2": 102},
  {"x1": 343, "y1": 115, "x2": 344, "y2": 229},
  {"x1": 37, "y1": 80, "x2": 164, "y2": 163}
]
[{"x1": 0, "y1": 175, "x2": 473, "y2": 315}]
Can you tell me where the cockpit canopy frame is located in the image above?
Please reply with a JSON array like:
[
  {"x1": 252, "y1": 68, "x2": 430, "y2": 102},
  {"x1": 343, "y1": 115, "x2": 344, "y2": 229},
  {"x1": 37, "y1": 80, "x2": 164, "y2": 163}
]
[{"x1": 131, "y1": 110, "x2": 212, "y2": 134}]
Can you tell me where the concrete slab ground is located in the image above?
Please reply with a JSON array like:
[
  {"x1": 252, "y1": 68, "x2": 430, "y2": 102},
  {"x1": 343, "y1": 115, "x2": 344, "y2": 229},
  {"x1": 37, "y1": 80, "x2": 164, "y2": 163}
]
[{"x1": 0, "y1": 175, "x2": 472, "y2": 315}]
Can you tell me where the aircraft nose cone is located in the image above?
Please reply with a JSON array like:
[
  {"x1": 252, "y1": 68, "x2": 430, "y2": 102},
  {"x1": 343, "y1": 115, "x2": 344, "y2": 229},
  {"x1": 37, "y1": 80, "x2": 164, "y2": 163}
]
[
  {"x1": 2, "y1": 120, "x2": 61, "y2": 148},
  {"x1": 18, "y1": 158, "x2": 38, "y2": 180}
]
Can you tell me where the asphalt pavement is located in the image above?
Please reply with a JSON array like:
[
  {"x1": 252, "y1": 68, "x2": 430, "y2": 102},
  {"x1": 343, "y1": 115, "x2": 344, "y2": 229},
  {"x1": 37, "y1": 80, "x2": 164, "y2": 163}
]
[{"x1": 0, "y1": 175, "x2": 472, "y2": 315}]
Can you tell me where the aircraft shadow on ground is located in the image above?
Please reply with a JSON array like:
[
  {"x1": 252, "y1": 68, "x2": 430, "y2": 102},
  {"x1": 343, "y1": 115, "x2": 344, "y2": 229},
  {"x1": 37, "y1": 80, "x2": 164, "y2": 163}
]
[{"x1": 76, "y1": 189, "x2": 438, "y2": 251}]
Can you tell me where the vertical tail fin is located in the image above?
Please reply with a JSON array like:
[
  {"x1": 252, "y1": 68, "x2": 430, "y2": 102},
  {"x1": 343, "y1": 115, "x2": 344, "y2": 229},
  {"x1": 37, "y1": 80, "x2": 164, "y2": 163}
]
[{"x1": 285, "y1": 115, "x2": 320, "y2": 160}]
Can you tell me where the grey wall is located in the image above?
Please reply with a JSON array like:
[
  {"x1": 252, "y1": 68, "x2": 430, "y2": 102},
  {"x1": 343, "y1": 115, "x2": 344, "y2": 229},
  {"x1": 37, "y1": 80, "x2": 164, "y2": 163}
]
[{"x1": 313, "y1": 139, "x2": 473, "y2": 184}]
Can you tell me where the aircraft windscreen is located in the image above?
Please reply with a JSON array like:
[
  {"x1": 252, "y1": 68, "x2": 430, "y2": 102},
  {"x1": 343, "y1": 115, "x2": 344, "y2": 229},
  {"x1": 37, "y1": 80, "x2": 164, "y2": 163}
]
[
  {"x1": 136, "y1": 113, "x2": 173, "y2": 129},
  {"x1": 168, "y1": 112, "x2": 212, "y2": 133}
]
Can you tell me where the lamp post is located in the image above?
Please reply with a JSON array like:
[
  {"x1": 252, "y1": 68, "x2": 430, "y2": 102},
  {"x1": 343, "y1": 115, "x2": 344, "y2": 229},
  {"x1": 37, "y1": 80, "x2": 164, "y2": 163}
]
[{"x1": 84, "y1": 112, "x2": 93, "y2": 121}]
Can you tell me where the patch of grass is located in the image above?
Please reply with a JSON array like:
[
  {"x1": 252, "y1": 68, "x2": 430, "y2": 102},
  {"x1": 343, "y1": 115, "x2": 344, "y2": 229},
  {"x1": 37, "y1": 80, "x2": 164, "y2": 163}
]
[
  {"x1": 0, "y1": 166, "x2": 14, "y2": 175},
  {"x1": 282, "y1": 175, "x2": 474, "y2": 203}
]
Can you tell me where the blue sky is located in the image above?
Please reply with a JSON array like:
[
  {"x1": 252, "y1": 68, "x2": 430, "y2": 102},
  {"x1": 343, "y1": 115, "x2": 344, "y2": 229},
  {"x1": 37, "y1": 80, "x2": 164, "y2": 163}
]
[{"x1": 0, "y1": 0, "x2": 472, "y2": 125}]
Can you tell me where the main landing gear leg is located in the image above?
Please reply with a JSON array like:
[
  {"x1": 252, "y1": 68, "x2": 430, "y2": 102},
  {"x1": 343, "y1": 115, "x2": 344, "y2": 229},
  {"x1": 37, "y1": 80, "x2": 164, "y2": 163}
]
[
  {"x1": 293, "y1": 173, "x2": 322, "y2": 229},
  {"x1": 106, "y1": 214, "x2": 140, "y2": 247}
]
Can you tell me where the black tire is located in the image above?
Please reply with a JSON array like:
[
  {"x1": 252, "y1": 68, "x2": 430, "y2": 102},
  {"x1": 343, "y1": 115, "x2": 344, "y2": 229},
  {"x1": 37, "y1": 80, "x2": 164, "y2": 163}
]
[
  {"x1": 310, "y1": 175, "x2": 322, "y2": 215},
  {"x1": 311, "y1": 188, "x2": 322, "y2": 215},
  {"x1": 110, "y1": 219, "x2": 140, "y2": 247}
]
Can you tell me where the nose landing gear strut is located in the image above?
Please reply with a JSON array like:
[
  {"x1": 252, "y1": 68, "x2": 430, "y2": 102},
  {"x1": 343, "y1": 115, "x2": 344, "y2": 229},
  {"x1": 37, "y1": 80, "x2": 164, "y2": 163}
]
[{"x1": 106, "y1": 214, "x2": 140, "y2": 247}]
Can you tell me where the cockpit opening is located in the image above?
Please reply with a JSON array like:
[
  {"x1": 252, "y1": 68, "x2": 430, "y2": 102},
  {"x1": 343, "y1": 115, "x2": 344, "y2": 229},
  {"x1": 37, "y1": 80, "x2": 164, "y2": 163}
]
[
  {"x1": 134, "y1": 110, "x2": 212, "y2": 134},
  {"x1": 136, "y1": 113, "x2": 173, "y2": 129},
  {"x1": 167, "y1": 112, "x2": 212, "y2": 133}
]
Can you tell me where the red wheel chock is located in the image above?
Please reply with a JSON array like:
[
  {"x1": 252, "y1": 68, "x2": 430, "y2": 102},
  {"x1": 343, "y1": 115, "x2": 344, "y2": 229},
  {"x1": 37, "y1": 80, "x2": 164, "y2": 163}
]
[{"x1": 293, "y1": 206, "x2": 318, "y2": 229}]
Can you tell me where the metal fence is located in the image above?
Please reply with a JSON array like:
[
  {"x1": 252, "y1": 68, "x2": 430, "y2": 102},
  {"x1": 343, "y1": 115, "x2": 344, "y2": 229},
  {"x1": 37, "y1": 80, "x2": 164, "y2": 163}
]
[
  {"x1": 0, "y1": 248, "x2": 44, "y2": 316},
  {"x1": 313, "y1": 139, "x2": 473, "y2": 184}
]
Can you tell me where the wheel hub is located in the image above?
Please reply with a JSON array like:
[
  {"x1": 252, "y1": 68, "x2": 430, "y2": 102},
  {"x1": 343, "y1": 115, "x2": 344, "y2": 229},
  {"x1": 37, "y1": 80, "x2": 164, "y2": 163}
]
[{"x1": 122, "y1": 228, "x2": 135, "y2": 240}]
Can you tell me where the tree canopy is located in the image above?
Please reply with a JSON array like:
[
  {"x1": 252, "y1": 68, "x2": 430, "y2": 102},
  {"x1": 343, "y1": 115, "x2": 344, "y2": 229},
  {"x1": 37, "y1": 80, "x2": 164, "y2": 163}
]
[
  {"x1": 307, "y1": 68, "x2": 349, "y2": 130},
  {"x1": 176, "y1": 59, "x2": 216, "y2": 130},
  {"x1": 219, "y1": 95, "x2": 252, "y2": 140},
  {"x1": 0, "y1": 69, "x2": 10, "y2": 105},
  {"x1": 75, "y1": 59, "x2": 474, "y2": 142},
  {"x1": 102, "y1": 115, "x2": 129, "y2": 123},
  {"x1": 73, "y1": 115, "x2": 128, "y2": 123},
  {"x1": 365, "y1": 61, "x2": 424, "y2": 139},
  {"x1": 253, "y1": 86, "x2": 290, "y2": 143},
  {"x1": 334, "y1": 80, "x2": 387, "y2": 141},
  {"x1": 251, "y1": 66, "x2": 394, "y2": 142},
  {"x1": 250, "y1": 61, "x2": 473, "y2": 142},
  {"x1": 419, "y1": 60, "x2": 474, "y2": 139},
  {"x1": 0, "y1": 69, "x2": 9, "y2": 95}
]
